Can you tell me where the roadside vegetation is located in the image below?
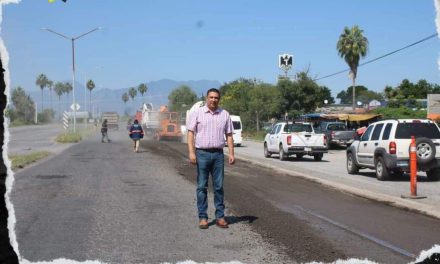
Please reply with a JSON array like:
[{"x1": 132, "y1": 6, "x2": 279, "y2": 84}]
[
  {"x1": 55, "y1": 126, "x2": 98, "y2": 143},
  {"x1": 56, "y1": 131, "x2": 82, "y2": 143},
  {"x1": 9, "y1": 151, "x2": 50, "y2": 170},
  {"x1": 9, "y1": 25, "x2": 440, "y2": 138}
]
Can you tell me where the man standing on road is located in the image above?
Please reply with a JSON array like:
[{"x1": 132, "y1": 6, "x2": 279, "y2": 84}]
[
  {"x1": 129, "y1": 119, "x2": 144, "y2": 152},
  {"x1": 101, "y1": 119, "x2": 111, "y2": 143},
  {"x1": 187, "y1": 88, "x2": 235, "y2": 229}
]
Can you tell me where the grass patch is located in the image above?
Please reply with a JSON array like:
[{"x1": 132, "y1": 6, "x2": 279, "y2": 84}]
[
  {"x1": 9, "y1": 151, "x2": 51, "y2": 170},
  {"x1": 56, "y1": 131, "x2": 82, "y2": 143}
]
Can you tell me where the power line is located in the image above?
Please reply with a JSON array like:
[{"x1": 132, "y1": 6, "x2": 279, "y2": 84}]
[{"x1": 314, "y1": 32, "x2": 438, "y2": 81}]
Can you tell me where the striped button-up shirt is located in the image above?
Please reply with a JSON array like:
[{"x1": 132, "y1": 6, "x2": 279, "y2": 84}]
[{"x1": 187, "y1": 105, "x2": 234, "y2": 149}]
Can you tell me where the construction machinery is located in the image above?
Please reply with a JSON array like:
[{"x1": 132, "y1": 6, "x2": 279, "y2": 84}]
[{"x1": 141, "y1": 103, "x2": 182, "y2": 141}]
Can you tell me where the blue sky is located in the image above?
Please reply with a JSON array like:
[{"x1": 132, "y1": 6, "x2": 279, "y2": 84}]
[{"x1": 2, "y1": 0, "x2": 440, "y2": 98}]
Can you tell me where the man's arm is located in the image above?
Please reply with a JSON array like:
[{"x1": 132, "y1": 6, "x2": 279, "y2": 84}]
[
  {"x1": 187, "y1": 130, "x2": 197, "y2": 164},
  {"x1": 226, "y1": 133, "x2": 235, "y2": 165}
]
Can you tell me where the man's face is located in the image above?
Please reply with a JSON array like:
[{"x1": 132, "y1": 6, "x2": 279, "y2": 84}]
[{"x1": 206, "y1": 91, "x2": 220, "y2": 110}]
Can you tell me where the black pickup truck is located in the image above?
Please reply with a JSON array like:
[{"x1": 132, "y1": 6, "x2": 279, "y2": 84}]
[{"x1": 316, "y1": 122, "x2": 355, "y2": 147}]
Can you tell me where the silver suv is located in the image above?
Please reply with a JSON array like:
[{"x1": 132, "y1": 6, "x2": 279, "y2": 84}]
[{"x1": 346, "y1": 119, "x2": 440, "y2": 181}]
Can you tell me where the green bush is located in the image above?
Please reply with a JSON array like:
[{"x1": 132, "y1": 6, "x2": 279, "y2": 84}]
[
  {"x1": 38, "y1": 109, "x2": 55, "y2": 124},
  {"x1": 56, "y1": 132, "x2": 82, "y2": 143},
  {"x1": 372, "y1": 106, "x2": 427, "y2": 119}
]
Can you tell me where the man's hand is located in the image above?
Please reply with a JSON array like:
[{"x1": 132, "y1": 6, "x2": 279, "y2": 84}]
[
  {"x1": 226, "y1": 133, "x2": 235, "y2": 165},
  {"x1": 229, "y1": 154, "x2": 235, "y2": 165},
  {"x1": 189, "y1": 152, "x2": 197, "y2": 165},
  {"x1": 187, "y1": 131, "x2": 197, "y2": 165}
]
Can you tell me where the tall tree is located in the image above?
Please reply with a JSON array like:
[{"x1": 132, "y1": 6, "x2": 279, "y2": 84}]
[
  {"x1": 122, "y1": 92, "x2": 129, "y2": 115},
  {"x1": 248, "y1": 83, "x2": 281, "y2": 132},
  {"x1": 11, "y1": 86, "x2": 35, "y2": 123},
  {"x1": 35, "y1": 73, "x2": 49, "y2": 112},
  {"x1": 137, "y1": 83, "x2": 148, "y2": 99},
  {"x1": 219, "y1": 78, "x2": 255, "y2": 116},
  {"x1": 54, "y1": 82, "x2": 64, "y2": 119},
  {"x1": 315, "y1": 86, "x2": 335, "y2": 107},
  {"x1": 337, "y1": 85, "x2": 368, "y2": 104},
  {"x1": 63, "y1": 82, "x2": 73, "y2": 110},
  {"x1": 122, "y1": 92, "x2": 129, "y2": 104},
  {"x1": 87, "y1": 79, "x2": 96, "y2": 114},
  {"x1": 276, "y1": 71, "x2": 324, "y2": 118},
  {"x1": 128, "y1": 87, "x2": 137, "y2": 102},
  {"x1": 337, "y1": 25, "x2": 369, "y2": 110},
  {"x1": 47, "y1": 79, "x2": 53, "y2": 110},
  {"x1": 168, "y1": 85, "x2": 197, "y2": 112}
]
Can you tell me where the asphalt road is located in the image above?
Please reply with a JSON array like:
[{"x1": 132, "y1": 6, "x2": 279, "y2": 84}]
[
  {"x1": 7, "y1": 123, "x2": 79, "y2": 155},
  {"x1": 8, "y1": 125, "x2": 440, "y2": 264},
  {"x1": 233, "y1": 140, "x2": 440, "y2": 219},
  {"x1": 10, "y1": 128, "x2": 291, "y2": 264}
]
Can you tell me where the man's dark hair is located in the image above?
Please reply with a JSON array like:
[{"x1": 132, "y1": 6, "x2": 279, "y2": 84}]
[
  {"x1": 134, "y1": 119, "x2": 139, "y2": 124},
  {"x1": 206, "y1": 88, "x2": 221, "y2": 98}
]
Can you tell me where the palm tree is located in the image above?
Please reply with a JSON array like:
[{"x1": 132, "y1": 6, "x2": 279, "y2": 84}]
[
  {"x1": 54, "y1": 82, "x2": 64, "y2": 119},
  {"x1": 122, "y1": 92, "x2": 129, "y2": 105},
  {"x1": 36, "y1": 73, "x2": 49, "y2": 112},
  {"x1": 128, "y1": 87, "x2": 137, "y2": 100},
  {"x1": 128, "y1": 87, "x2": 137, "y2": 107},
  {"x1": 337, "y1": 25, "x2": 369, "y2": 110},
  {"x1": 137, "y1": 83, "x2": 148, "y2": 100},
  {"x1": 122, "y1": 92, "x2": 129, "y2": 115},
  {"x1": 47, "y1": 79, "x2": 54, "y2": 111},
  {"x1": 63, "y1": 81, "x2": 73, "y2": 111},
  {"x1": 87, "y1": 79, "x2": 96, "y2": 114}
]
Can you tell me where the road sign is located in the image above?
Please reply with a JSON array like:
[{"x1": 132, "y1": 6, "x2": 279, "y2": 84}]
[
  {"x1": 70, "y1": 103, "x2": 80, "y2": 111},
  {"x1": 278, "y1": 54, "x2": 293, "y2": 69}
]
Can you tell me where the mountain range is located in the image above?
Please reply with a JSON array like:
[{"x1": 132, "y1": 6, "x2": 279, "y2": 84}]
[{"x1": 26, "y1": 79, "x2": 222, "y2": 118}]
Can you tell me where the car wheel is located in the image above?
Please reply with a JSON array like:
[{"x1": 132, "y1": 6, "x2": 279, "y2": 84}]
[
  {"x1": 375, "y1": 156, "x2": 390, "y2": 181},
  {"x1": 264, "y1": 143, "x2": 271, "y2": 158},
  {"x1": 279, "y1": 145, "x2": 286, "y2": 161},
  {"x1": 346, "y1": 152, "x2": 359, "y2": 174},
  {"x1": 414, "y1": 137, "x2": 436, "y2": 165},
  {"x1": 313, "y1": 153, "x2": 323, "y2": 161},
  {"x1": 426, "y1": 168, "x2": 440, "y2": 181},
  {"x1": 296, "y1": 154, "x2": 304, "y2": 159}
]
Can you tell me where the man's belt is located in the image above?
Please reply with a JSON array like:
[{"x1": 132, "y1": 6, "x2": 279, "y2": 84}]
[{"x1": 196, "y1": 148, "x2": 223, "y2": 153}]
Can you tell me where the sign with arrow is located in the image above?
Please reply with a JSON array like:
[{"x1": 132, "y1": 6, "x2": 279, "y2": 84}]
[{"x1": 70, "y1": 103, "x2": 80, "y2": 111}]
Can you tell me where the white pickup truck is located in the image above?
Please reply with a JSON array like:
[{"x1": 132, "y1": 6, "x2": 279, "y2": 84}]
[{"x1": 264, "y1": 122, "x2": 328, "y2": 161}]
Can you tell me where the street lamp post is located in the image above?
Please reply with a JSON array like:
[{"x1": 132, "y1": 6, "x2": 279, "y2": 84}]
[{"x1": 41, "y1": 27, "x2": 101, "y2": 132}]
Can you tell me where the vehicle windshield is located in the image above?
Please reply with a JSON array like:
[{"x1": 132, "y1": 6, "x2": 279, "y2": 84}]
[
  {"x1": 233, "y1": 121, "x2": 241, "y2": 130},
  {"x1": 327, "y1": 124, "x2": 346, "y2": 131},
  {"x1": 284, "y1": 123, "x2": 313, "y2": 133},
  {"x1": 395, "y1": 123, "x2": 440, "y2": 139}
]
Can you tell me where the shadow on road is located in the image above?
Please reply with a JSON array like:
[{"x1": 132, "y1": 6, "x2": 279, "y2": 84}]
[{"x1": 207, "y1": 215, "x2": 259, "y2": 227}]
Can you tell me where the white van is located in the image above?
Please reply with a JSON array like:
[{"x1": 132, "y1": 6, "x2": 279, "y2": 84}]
[{"x1": 230, "y1": 115, "x2": 243, "y2": 146}]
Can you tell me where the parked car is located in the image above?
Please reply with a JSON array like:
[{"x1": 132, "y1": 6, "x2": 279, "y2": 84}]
[
  {"x1": 264, "y1": 122, "x2": 328, "y2": 161},
  {"x1": 346, "y1": 119, "x2": 440, "y2": 181},
  {"x1": 317, "y1": 122, "x2": 355, "y2": 147}
]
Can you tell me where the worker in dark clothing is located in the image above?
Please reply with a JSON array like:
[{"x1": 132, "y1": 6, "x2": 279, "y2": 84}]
[
  {"x1": 129, "y1": 119, "x2": 144, "y2": 152},
  {"x1": 101, "y1": 119, "x2": 111, "y2": 143}
]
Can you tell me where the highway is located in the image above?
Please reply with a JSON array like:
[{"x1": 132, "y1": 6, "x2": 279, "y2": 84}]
[{"x1": 8, "y1": 125, "x2": 440, "y2": 263}]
